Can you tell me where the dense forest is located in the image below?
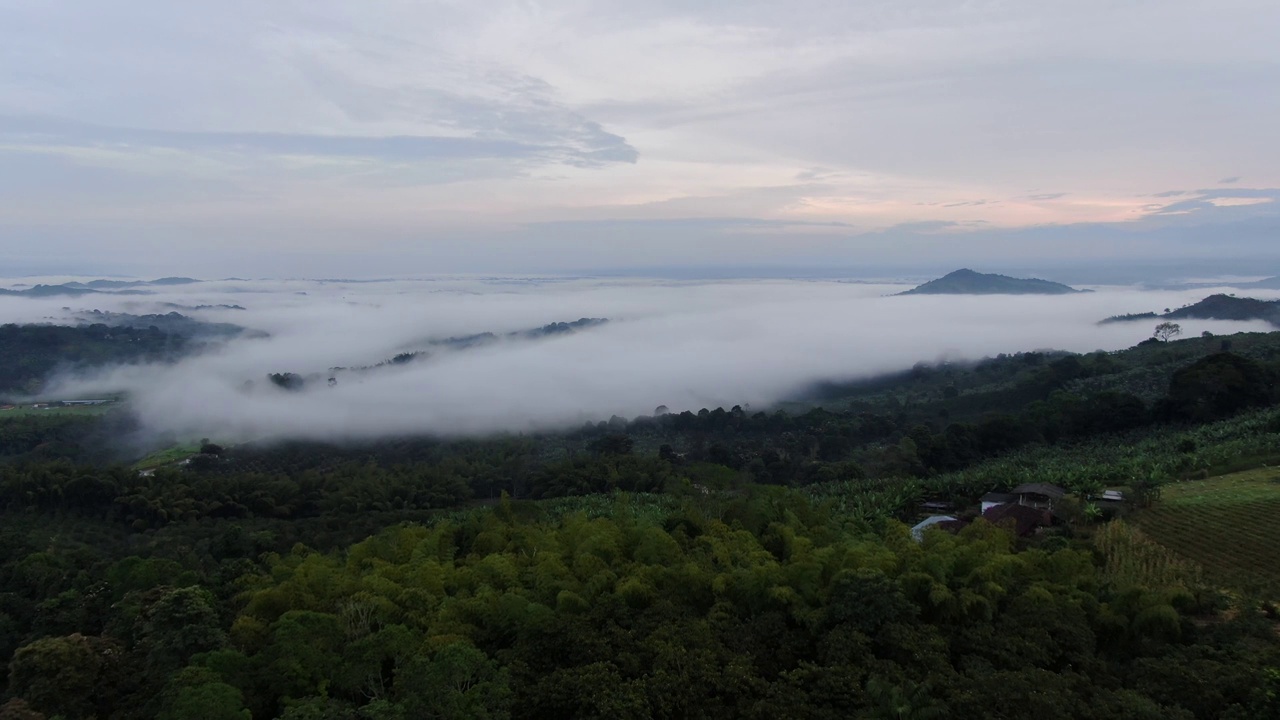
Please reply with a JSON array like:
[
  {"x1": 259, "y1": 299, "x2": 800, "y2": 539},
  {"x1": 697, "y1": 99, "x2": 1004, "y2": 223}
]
[{"x1": 2, "y1": 326, "x2": 1280, "y2": 718}]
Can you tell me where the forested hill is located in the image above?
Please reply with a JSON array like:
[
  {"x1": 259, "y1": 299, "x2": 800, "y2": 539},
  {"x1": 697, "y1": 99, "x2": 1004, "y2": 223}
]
[
  {"x1": 1167, "y1": 294, "x2": 1280, "y2": 325},
  {"x1": 1102, "y1": 294, "x2": 1280, "y2": 326},
  {"x1": 897, "y1": 268, "x2": 1083, "y2": 295},
  {"x1": 0, "y1": 313, "x2": 249, "y2": 396}
]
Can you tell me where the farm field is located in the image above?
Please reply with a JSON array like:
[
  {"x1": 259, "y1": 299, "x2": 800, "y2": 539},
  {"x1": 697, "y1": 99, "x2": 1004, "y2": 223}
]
[
  {"x1": 0, "y1": 402, "x2": 119, "y2": 416},
  {"x1": 1134, "y1": 467, "x2": 1280, "y2": 591},
  {"x1": 132, "y1": 442, "x2": 202, "y2": 470}
]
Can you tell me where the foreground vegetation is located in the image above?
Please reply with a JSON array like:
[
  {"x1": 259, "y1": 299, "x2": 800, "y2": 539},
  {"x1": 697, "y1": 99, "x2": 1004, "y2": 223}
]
[{"x1": 2, "y1": 487, "x2": 1278, "y2": 720}]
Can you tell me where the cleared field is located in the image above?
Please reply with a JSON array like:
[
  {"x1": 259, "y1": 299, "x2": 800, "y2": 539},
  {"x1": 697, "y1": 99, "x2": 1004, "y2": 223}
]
[
  {"x1": 1, "y1": 402, "x2": 119, "y2": 416},
  {"x1": 132, "y1": 443, "x2": 201, "y2": 470},
  {"x1": 1134, "y1": 468, "x2": 1280, "y2": 589}
]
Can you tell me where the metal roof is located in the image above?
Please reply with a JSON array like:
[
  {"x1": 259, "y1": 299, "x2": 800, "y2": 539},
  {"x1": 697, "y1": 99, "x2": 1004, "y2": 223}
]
[
  {"x1": 1010, "y1": 482, "x2": 1066, "y2": 499},
  {"x1": 911, "y1": 515, "x2": 960, "y2": 542}
]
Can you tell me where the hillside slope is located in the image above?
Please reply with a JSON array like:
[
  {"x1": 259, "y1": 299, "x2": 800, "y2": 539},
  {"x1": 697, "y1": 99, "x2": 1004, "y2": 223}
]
[{"x1": 1102, "y1": 294, "x2": 1280, "y2": 327}]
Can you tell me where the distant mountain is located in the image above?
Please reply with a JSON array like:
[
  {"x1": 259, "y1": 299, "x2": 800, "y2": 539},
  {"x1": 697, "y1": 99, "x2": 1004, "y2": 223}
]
[
  {"x1": 0, "y1": 284, "x2": 101, "y2": 298},
  {"x1": 0, "y1": 277, "x2": 201, "y2": 297},
  {"x1": 81, "y1": 277, "x2": 199, "y2": 289},
  {"x1": 1241, "y1": 275, "x2": 1280, "y2": 290},
  {"x1": 158, "y1": 302, "x2": 246, "y2": 311},
  {"x1": 148, "y1": 277, "x2": 200, "y2": 285},
  {"x1": 1101, "y1": 294, "x2": 1280, "y2": 327},
  {"x1": 897, "y1": 269, "x2": 1084, "y2": 295}
]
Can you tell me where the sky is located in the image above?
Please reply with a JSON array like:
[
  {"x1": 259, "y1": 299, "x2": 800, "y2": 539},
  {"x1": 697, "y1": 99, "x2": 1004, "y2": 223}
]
[{"x1": 2, "y1": 1, "x2": 1279, "y2": 277}]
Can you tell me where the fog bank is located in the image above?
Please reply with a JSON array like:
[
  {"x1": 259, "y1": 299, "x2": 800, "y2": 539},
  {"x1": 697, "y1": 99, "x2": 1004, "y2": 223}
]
[{"x1": 6, "y1": 276, "x2": 1274, "y2": 441}]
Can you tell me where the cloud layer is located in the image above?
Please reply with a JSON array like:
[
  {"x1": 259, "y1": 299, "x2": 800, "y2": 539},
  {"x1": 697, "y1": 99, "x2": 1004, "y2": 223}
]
[{"x1": 14, "y1": 277, "x2": 1276, "y2": 442}]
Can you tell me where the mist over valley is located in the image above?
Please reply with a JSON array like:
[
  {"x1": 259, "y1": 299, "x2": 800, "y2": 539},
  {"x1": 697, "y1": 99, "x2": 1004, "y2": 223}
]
[{"x1": 5, "y1": 273, "x2": 1276, "y2": 444}]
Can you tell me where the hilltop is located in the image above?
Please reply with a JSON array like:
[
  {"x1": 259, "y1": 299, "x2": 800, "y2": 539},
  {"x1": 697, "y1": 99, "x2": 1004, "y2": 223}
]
[
  {"x1": 1102, "y1": 293, "x2": 1280, "y2": 327},
  {"x1": 897, "y1": 268, "x2": 1084, "y2": 295}
]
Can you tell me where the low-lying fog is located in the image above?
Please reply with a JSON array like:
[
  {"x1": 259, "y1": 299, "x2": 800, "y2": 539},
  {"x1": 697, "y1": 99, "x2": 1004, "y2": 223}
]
[{"x1": 3, "y1": 276, "x2": 1277, "y2": 442}]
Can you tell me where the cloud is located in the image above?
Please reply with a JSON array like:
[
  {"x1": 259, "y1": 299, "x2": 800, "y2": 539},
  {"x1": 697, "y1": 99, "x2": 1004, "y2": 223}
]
[
  {"x1": 0, "y1": 113, "x2": 635, "y2": 168},
  {"x1": 1219, "y1": 176, "x2": 1241, "y2": 184},
  {"x1": 22, "y1": 277, "x2": 1278, "y2": 442},
  {"x1": 1149, "y1": 188, "x2": 1280, "y2": 217}
]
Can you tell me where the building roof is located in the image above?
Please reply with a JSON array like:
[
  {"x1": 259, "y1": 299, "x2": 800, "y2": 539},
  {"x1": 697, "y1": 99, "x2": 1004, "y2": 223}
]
[
  {"x1": 980, "y1": 492, "x2": 1017, "y2": 503},
  {"x1": 911, "y1": 515, "x2": 959, "y2": 541},
  {"x1": 982, "y1": 503, "x2": 1052, "y2": 536},
  {"x1": 1010, "y1": 482, "x2": 1066, "y2": 500},
  {"x1": 934, "y1": 519, "x2": 970, "y2": 534}
]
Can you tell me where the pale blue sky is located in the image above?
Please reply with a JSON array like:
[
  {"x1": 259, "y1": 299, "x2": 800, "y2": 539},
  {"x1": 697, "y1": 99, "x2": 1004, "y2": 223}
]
[{"x1": 1, "y1": 0, "x2": 1278, "y2": 276}]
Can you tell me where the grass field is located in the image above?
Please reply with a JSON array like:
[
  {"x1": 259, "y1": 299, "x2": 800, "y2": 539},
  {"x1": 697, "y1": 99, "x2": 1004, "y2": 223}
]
[
  {"x1": 1134, "y1": 468, "x2": 1280, "y2": 590},
  {"x1": 133, "y1": 443, "x2": 202, "y2": 471}
]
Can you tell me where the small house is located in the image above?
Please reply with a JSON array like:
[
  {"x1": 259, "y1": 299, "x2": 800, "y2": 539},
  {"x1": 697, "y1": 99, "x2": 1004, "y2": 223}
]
[
  {"x1": 911, "y1": 515, "x2": 962, "y2": 542},
  {"x1": 980, "y1": 492, "x2": 1017, "y2": 512},
  {"x1": 1009, "y1": 483, "x2": 1066, "y2": 510}
]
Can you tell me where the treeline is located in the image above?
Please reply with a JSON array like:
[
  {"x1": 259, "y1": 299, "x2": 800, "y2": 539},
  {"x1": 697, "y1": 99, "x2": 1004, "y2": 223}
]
[
  {"x1": 4, "y1": 491, "x2": 1278, "y2": 719},
  {"x1": 264, "y1": 318, "x2": 611, "y2": 391},
  {"x1": 563, "y1": 349, "x2": 1279, "y2": 482}
]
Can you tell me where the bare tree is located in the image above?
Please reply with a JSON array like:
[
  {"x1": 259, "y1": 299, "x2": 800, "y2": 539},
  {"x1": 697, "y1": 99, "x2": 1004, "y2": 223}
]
[{"x1": 1153, "y1": 321, "x2": 1182, "y2": 342}]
